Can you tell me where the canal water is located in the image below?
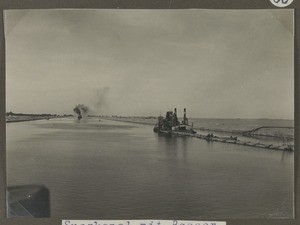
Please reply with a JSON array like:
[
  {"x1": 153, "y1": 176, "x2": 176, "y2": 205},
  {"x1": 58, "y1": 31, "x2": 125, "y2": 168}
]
[{"x1": 6, "y1": 118, "x2": 294, "y2": 219}]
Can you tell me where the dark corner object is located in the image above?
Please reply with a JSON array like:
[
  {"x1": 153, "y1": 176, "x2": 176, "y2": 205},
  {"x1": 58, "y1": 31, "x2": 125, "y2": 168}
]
[{"x1": 7, "y1": 185, "x2": 50, "y2": 218}]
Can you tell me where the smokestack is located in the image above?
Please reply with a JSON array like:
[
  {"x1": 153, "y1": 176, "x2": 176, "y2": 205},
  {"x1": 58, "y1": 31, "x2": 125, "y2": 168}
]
[
  {"x1": 174, "y1": 108, "x2": 177, "y2": 115},
  {"x1": 184, "y1": 108, "x2": 187, "y2": 125}
]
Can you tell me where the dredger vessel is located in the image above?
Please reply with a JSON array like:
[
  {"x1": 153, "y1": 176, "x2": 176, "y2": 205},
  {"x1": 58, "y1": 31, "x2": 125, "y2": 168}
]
[{"x1": 153, "y1": 108, "x2": 196, "y2": 135}]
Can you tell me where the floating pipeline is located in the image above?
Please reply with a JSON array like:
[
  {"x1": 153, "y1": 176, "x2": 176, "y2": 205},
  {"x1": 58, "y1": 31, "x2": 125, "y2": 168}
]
[{"x1": 167, "y1": 131, "x2": 294, "y2": 152}]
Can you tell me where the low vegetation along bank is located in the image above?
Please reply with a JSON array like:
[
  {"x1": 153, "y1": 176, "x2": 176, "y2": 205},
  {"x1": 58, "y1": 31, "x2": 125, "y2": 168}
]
[{"x1": 6, "y1": 112, "x2": 72, "y2": 123}]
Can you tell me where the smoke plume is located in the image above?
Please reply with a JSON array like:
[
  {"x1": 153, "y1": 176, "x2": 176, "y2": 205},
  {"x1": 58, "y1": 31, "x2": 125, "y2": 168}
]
[
  {"x1": 95, "y1": 87, "x2": 110, "y2": 109},
  {"x1": 73, "y1": 104, "x2": 89, "y2": 117}
]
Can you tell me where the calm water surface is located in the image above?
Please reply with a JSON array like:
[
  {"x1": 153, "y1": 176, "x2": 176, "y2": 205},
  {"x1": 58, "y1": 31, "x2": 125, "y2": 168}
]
[{"x1": 6, "y1": 118, "x2": 294, "y2": 219}]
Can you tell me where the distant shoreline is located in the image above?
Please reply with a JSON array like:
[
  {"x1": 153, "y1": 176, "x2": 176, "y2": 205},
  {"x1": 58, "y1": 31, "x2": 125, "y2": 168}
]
[
  {"x1": 103, "y1": 117, "x2": 155, "y2": 126},
  {"x1": 6, "y1": 118, "x2": 47, "y2": 123},
  {"x1": 6, "y1": 115, "x2": 69, "y2": 123}
]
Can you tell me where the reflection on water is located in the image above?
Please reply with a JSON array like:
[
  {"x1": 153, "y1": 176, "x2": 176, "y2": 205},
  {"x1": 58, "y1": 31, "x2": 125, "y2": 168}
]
[
  {"x1": 157, "y1": 136, "x2": 189, "y2": 160},
  {"x1": 6, "y1": 118, "x2": 294, "y2": 219}
]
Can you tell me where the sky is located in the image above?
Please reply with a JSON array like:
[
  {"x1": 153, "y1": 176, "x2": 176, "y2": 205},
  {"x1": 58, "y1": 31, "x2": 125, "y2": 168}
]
[{"x1": 4, "y1": 9, "x2": 294, "y2": 119}]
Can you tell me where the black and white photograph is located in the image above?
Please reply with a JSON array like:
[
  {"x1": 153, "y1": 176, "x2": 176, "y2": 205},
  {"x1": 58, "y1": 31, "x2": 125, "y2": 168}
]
[{"x1": 4, "y1": 9, "x2": 294, "y2": 219}]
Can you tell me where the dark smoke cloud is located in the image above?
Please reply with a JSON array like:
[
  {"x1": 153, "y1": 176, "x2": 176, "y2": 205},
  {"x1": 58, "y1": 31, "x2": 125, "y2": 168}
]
[{"x1": 73, "y1": 104, "x2": 89, "y2": 116}]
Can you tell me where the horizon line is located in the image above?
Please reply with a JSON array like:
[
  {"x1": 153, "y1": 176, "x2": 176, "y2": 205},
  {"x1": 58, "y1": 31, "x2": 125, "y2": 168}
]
[{"x1": 6, "y1": 111, "x2": 294, "y2": 121}]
